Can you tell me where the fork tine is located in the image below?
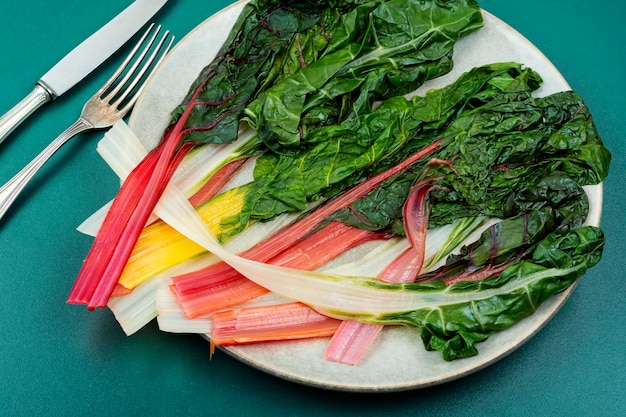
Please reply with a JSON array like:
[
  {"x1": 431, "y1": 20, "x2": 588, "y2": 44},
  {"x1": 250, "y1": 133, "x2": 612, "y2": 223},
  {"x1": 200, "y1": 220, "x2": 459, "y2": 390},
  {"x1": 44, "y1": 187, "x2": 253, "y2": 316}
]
[
  {"x1": 106, "y1": 25, "x2": 163, "y2": 102},
  {"x1": 103, "y1": 24, "x2": 161, "y2": 103},
  {"x1": 114, "y1": 28, "x2": 174, "y2": 114},
  {"x1": 94, "y1": 23, "x2": 157, "y2": 99}
]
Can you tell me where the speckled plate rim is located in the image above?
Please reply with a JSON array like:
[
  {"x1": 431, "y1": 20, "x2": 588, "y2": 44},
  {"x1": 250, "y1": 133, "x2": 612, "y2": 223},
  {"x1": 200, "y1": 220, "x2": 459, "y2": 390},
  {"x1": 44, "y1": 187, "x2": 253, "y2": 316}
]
[{"x1": 128, "y1": 0, "x2": 603, "y2": 393}]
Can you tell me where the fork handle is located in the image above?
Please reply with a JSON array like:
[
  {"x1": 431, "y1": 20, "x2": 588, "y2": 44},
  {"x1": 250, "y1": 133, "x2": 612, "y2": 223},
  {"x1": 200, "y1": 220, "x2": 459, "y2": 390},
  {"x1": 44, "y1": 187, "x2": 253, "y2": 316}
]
[
  {"x1": 0, "y1": 118, "x2": 92, "y2": 221},
  {"x1": 0, "y1": 84, "x2": 52, "y2": 147}
]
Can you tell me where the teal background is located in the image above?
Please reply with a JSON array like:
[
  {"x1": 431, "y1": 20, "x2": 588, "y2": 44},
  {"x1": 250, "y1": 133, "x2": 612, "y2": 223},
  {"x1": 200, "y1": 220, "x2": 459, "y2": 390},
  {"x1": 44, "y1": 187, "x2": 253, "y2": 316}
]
[{"x1": 0, "y1": 0, "x2": 623, "y2": 415}]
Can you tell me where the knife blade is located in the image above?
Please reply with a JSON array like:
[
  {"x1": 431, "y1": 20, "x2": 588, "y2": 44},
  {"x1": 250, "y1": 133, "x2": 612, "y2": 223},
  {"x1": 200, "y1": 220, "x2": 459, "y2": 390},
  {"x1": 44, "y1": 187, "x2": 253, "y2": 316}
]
[{"x1": 0, "y1": 0, "x2": 169, "y2": 146}]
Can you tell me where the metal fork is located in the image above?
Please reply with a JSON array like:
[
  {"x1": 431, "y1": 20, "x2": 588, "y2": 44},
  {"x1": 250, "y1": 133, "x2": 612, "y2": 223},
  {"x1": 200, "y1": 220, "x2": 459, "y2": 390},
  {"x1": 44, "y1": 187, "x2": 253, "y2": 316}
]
[{"x1": 0, "y1": 24, "x2": 173, "y2": 222}]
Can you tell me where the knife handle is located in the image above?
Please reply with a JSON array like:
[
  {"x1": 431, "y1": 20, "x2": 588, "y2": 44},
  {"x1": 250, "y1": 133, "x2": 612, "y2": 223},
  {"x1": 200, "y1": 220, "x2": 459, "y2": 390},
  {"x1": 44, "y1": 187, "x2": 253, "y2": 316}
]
[{"x1": 0, "y1": 84, "x2": 52, "y2": 146}]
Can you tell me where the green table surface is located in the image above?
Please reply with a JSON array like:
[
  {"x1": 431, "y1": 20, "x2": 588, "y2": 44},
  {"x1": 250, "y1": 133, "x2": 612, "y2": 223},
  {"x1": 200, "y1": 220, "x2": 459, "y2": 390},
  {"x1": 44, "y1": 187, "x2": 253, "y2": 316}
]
[{"x1": 1, "y1": 1, "x2": 624, "y2": 416}]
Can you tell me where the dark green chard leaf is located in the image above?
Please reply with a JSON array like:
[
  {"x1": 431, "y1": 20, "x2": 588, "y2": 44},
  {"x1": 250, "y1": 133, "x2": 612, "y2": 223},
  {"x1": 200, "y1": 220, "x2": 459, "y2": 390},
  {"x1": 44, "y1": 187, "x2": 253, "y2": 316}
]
[
  {"x1": 424, "y1": 92, "x2": 610, "y2": 226},
  {"x1": 244, "y1": 0, "x2": 483, "y2": 149},
  {"x1": 333, "y1": 78, "x2": 609, "y2": 234}
]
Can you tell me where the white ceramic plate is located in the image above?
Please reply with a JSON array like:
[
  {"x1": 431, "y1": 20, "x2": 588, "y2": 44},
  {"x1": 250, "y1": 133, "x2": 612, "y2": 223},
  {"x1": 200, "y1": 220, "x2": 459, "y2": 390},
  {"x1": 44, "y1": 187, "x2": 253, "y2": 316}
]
[{"x1": 129, "y1": 1, "x2": 602, "y2": 392}]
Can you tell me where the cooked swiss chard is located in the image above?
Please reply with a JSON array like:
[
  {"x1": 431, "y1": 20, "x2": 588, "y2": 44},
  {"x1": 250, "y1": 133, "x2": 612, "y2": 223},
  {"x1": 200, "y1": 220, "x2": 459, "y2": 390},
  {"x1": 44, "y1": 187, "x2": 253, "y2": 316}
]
[{"x1": 71, "y1": 0, "x2": 611, "y2": 364}]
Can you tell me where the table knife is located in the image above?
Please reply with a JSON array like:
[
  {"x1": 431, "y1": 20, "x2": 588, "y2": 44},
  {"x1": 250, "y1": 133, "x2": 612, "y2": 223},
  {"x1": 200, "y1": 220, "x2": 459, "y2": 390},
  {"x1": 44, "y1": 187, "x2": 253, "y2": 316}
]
[{"x1": 0, "y1": 0, "x2": 169, "y2": 146}]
